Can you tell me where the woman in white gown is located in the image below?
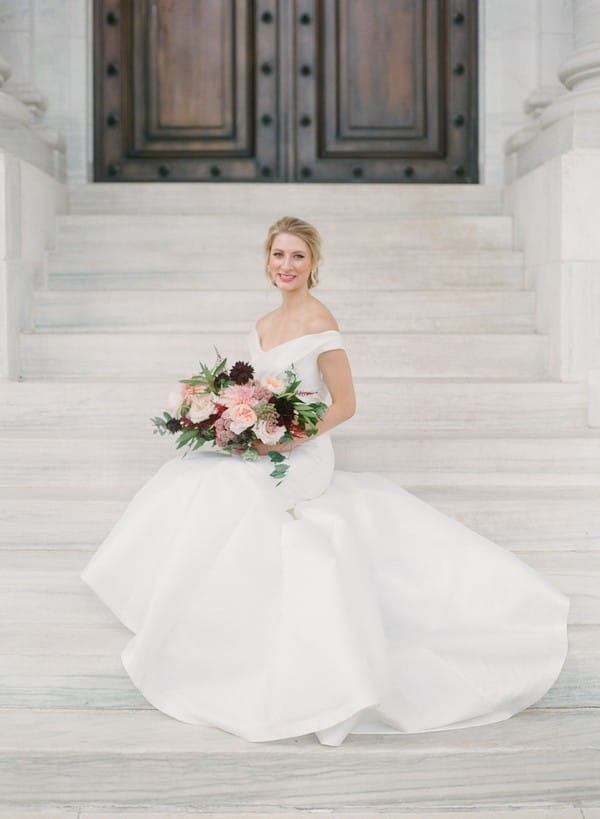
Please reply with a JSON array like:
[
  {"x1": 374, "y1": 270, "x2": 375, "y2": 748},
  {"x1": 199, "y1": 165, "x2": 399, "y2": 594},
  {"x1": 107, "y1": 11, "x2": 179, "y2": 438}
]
[{"x1": 81, "y1": 216, "x2": 570, "y2": 748}]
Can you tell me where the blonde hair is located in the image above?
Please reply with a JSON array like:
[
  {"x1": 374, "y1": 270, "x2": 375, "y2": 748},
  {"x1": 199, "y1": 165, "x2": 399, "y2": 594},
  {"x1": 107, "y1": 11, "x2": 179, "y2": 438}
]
[{"x1": 264, "y1": 216, "x2": 322, "y2": 289}]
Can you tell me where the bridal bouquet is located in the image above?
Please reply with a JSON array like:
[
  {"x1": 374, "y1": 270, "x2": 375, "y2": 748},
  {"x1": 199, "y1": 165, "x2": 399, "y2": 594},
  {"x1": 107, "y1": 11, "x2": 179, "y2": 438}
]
[{"x1": 151, "y1": 353, "x2": 328, "y2": 482}]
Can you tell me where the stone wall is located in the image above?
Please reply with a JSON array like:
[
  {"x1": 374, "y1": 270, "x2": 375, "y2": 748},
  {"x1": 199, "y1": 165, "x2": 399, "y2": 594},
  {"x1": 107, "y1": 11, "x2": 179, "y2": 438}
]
[
  {"x1": 0, "y1": 0, "x2": 91, "y2": 183},
  {"x1": 481, "y1": 0, "x2": 573, "y2": 182}
]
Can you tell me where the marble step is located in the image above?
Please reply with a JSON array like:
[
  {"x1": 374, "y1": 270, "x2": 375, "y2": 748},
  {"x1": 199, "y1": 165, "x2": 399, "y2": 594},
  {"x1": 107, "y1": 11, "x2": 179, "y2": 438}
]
[
  {"x1": 1, "y1": 707, "x2": 598, "y2": 810},
  {"x1": 2, "y1": 485, "x2": 599, "y2": 551},
  {"x1": 0, "y1": 378, "x2": 587, "y2": 432},
  {"x1": 19, "y1": 331, "x2": 549, "y2": 379},
  {"x1": 0, "y1": 551, "x2": 597, "y2": 626},
  {"x1": 68, "y1": 181, "x2": 508, "y2": 216},
  {"x1": 46, "y1": 248, "x2": 525, "y2": 291},
  {"x1": 1, "y1": 598, "x2": 596, "y2": 711},
  {"x1": 0, "y1": 595, "x2": 595, "y2": 710},
  {"x1": 2, "y1": 431, "x2": 598, "y2": 490},
  {"x1": 56, "y1": 214, "x2": 514, "y2": 251},
  {"x1": 4, "y1": 811, "x2": 595, "y2": 819},
  {"x1": 5, "y1": 812, "x2": 592, "y2": 819},
  {"x1": 33, "y1": 289, "x2": 536, "y2": 333}
]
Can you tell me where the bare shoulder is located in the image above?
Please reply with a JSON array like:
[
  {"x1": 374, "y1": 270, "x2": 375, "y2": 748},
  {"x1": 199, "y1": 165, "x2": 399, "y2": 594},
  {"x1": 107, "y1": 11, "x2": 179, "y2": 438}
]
[
  {"x1": 255, "y1": 308, "x2": 278, "y2": 334},
  {"x1": 306, "y1": 298, "x2": 340, "y2": 333}
]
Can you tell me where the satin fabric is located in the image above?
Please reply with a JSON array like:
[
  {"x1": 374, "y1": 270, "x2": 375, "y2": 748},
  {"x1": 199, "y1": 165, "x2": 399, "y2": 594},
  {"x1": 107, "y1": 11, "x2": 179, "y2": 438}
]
[{"x1": 81, "y1": 329, "x2": 570, "y2": 746}]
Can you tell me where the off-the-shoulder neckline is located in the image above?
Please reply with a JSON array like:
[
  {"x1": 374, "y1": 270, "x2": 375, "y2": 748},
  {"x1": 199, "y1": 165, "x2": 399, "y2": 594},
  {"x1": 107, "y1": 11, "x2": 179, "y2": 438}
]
[{"x1": 253, "y1": 326, "x2": 340, "y2": 354}]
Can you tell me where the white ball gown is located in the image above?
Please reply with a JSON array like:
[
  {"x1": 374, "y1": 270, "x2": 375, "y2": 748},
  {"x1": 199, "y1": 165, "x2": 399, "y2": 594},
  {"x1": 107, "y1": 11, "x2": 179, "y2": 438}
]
[{"x1": 80, "y1": 328, "x2": 570, "y2": 747}]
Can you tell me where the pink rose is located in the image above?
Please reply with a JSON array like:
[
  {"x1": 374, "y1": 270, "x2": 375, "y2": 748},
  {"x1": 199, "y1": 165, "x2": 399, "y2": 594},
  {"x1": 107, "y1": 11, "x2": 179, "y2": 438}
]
[
  {"x1": 220, "y1": 383, "x2": 259, "y2": 408},
  {"x1": 187, "y1": 393, "x2": 216, "y2": 423},
  {"x1": 224, "y1": 403, "x2": 257, "y2": 434},
  {"x1": 256, "y1": 418, "x2": 287, "y2": 445},
  {"x1": 260, "y1": 375, "x2": 285, "y2": 393}
]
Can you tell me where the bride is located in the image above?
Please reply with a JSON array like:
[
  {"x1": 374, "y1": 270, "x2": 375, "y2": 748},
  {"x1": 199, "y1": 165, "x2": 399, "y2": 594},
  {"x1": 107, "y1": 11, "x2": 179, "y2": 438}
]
[{"x1": 81, "y1": 216, "x2": 570, "y2": 747}]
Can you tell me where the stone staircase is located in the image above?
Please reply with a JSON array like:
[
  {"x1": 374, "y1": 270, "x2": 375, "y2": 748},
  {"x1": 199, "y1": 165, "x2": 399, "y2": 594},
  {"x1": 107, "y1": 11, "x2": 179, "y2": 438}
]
[{"x1": 1, "y1": 183, "x2": 599, "y2": 815}]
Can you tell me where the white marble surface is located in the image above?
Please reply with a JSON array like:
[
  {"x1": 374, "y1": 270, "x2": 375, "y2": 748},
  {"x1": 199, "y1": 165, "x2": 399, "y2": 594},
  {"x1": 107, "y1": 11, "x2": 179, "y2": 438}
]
[
  {"x1": 68, "y1": 181, "x2": 508, "y2": 214},
  {"x1": 53, "y1": 214, "x2": 515, "y2": 252},
  {"x1": 2, "y1": 812, "x2": 586, "y2": 819},
  {"x1": 1, "y1": 378, "x2": 586, "y2": 432},
  {"x1": 508, "y1": 145, "x2": 600, "y2": 384},
  {"x1": 564, "y1": 261, "x2": 600, "y2": 378},
  {"x1": 0, "y1": 601, "x2": 595, "y2": 709},
  {"x1": 32, "y1": 288, "x2": 536, "y2": 333},
  {"x1": 562, "y1": 150, "x2": 600, "y2": 259},
  {"x1": 485, "y1": 40, "x2": 538, "y2": 116},
  {"x1": 589, "y1": 368, "x2": 600, "y2": 425},
  {"x1": 6, "y1": 0, "x2": 92, "y2": 183},
  {"x1": 541, "y1": 33, "x2": 575, "y2": 84},
  {"x1": 0, "y1": 708, "x2": 598, "y2": 810},
  {"x1": 541, "y1": 0, "x2": 575, "y2": 34},
  {"x1": 0, "y1": 31, "x2": 29, "y2": 85},
  {"x1": 0, "y1": 151, "x2": 65, "y2": 377},
  {"x1": 481, "y1": 0, "x2": 558, "y2": 182},
  {"x1": 3, "y1": 429, "x2": 600, "y2": 491},
  {"x1": 19, "y1": 330, "x2": 550, "y2": 380},
  {"x1": 45, "y1": 244, "x2": 524, "y2": 286},
  {"x1": 0, "y1": 811, "x2": 590, "y2": 819},
  {"x1": 0, "y1": 0, "x2": 31, "y2": 31},
  {"x1": 3, "y1": 484, "x2": 599, "y2": 551}
]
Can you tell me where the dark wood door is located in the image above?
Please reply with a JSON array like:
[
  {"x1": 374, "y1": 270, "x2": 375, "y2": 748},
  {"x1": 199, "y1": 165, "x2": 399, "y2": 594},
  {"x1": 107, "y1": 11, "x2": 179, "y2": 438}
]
[{"x1": 95, "y1": 0, "x2": 478, "y2": 182}]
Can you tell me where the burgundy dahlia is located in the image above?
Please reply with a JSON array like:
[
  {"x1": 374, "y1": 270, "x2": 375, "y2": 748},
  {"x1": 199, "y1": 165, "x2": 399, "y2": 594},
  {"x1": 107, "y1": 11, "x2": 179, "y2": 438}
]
[
  {"x1": 274, "y1": 396, "x2": 295, "y2": 428},
  {"x1": 229, "y1": 361, "x2": 254, "y2": 385}
]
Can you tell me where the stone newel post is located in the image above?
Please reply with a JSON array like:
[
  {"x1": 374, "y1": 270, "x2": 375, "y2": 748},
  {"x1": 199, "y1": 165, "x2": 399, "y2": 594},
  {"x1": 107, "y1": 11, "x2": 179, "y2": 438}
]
[{"x1": 507, "y1": 0, "x2": 600, "y2": 425}]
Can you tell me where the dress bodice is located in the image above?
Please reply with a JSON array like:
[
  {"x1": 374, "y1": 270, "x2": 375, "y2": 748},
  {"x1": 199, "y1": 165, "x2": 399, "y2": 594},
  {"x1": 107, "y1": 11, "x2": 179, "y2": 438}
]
[{"x1": 248, "y1": 327, "x2": 345, "y2": 404}]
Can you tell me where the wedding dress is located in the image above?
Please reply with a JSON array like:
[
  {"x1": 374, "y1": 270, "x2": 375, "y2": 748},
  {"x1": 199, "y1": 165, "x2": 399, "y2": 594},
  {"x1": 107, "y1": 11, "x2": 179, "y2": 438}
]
[{"x1": 80, "y1": 328, "x2": 570, "y2": 747}]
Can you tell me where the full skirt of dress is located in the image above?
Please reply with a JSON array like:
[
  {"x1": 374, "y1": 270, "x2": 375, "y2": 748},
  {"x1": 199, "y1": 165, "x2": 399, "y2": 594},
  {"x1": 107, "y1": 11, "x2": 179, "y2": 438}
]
[{"x1": 80, "y1": 433, "x2": 570, "y2": 747}]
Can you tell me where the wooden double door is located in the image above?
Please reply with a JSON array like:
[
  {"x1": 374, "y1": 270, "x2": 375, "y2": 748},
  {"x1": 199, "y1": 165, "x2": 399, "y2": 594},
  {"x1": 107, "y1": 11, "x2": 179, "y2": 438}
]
[{"x1": 95, "y1": 0, "x2": 478, "y2": 183}]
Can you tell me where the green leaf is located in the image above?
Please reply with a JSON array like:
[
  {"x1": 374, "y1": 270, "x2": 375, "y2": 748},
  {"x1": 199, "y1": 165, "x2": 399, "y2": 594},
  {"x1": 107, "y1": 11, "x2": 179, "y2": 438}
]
[
  {"x1": 214, "y1": 358, "x2": 227, "y2": 376},
  {"x1": 175, "y1": 430, "x2": 197, "y2": 449},
  {"x1": 270, "y1": 462, "x2": 289, "y2": 481},
  {"x1": 268, "y1": 451, "x2": 286, "y2": 464}
]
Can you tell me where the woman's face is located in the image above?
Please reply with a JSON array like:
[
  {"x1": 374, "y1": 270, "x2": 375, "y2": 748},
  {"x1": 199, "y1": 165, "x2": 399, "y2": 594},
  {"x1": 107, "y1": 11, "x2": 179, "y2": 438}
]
[{"x1": 268, "y1": 232, "x2": 312, "y2": 291}]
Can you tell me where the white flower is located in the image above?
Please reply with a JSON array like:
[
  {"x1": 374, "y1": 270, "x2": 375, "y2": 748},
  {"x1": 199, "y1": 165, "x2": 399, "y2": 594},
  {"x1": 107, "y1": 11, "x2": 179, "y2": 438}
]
[
  {"x1": 256, "y1": 418, "x2": 287, "y2": 445},
  {"x1": 165, "y1": 387, "x2": 185, "y2": 416},
  {"x1": 187, "y1": 393, "x2": 216, "y2": 423}
]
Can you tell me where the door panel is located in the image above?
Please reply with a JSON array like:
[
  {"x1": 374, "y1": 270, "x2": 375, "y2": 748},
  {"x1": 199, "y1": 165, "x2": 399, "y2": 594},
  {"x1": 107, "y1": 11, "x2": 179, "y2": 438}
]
[
  {"x1": 140, "y1": 0, "x2": 243, "y2": 148},
  {"x1": 94, "y1": 0, "x2": 478, "y2": 182},
  {"x1": 95, "y1": 0, "x2": 279, "y2": 181},
  {"x1": 295, "y1": 0, "x2": 477, "y2": 181}
]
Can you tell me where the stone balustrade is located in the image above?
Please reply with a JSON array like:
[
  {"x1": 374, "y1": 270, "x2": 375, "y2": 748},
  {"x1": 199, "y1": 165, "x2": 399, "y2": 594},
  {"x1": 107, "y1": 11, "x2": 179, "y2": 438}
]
[{"x1": 0, "y1": 52, "x2": 64, "y2": 178}]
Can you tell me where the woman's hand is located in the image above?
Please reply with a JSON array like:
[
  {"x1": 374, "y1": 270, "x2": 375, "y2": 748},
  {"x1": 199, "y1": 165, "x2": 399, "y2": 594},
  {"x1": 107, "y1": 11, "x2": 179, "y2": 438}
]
[{"x1": 252, "y1": 436, "x2": 303, "y2": 457}]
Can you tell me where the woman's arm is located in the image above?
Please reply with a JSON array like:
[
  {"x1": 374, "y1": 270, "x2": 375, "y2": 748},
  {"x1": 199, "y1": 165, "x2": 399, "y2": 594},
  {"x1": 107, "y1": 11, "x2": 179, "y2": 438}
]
[
  {"x1": 310, "y1": 348, "x2": 356, "y2": 434},
  {"x1": 254, "y1": 348, "x2": 356, "y2": 455}
]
